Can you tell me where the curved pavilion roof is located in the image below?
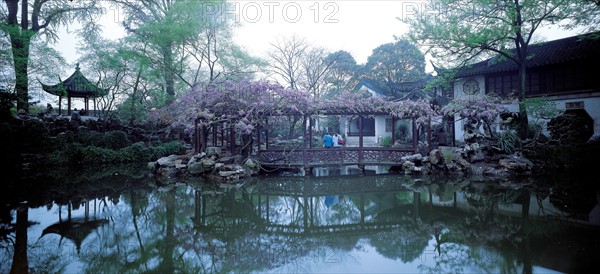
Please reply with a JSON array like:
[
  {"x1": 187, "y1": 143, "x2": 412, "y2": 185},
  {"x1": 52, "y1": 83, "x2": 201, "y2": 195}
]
[{"x1": 41, "y1": 64, "x2": 108, "y2": 98}]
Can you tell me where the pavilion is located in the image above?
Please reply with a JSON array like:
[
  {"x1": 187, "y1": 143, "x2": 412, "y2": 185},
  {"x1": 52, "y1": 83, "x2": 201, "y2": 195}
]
[{"x1": 41, "y1": 63, "x2": 108, "y2": 116}]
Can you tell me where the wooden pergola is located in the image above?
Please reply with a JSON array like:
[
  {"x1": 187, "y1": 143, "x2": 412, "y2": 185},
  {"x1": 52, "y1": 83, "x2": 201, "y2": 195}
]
[
  {"x1": 195, "y1": 110, "x2": 433, "y2": 173},
  {"x1": 41, "y1": 63, "x2": 108, "y2": 116}
]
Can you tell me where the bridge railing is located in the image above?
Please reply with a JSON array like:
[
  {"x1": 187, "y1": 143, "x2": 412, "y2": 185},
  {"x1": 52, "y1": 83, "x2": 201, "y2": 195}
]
[{"x1": 258, "y1": 146, "x2": 416, "y2": 167}]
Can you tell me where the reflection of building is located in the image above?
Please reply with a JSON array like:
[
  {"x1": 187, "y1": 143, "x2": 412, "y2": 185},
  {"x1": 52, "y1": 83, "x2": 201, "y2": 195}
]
[{"x1": 41, "y1": 217, "x2": 108, "y2": 254}]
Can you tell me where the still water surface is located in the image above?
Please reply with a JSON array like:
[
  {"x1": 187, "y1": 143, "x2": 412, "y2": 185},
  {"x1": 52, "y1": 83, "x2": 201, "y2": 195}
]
[{"x1": 2, "y1": 165, "x2": 599, "y2": 273}]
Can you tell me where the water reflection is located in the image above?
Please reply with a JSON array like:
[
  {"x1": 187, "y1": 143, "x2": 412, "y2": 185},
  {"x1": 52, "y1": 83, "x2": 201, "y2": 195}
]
[{"x1": 1, "y1": 167, "x2": 600, "y2": 273}]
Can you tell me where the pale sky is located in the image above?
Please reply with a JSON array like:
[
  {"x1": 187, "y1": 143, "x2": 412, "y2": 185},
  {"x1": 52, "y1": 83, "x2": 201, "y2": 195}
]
[{"x1": 53, "y1": 0, "x2": 581, "y2": 74}]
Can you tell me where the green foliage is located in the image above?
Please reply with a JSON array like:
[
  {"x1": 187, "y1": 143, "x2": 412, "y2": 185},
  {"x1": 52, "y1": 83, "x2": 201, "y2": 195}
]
[
  {"x1": 47, "y1": 141, "x2": 182, "y2": 165},
  {"x1": 147, "y1": 141, "x2": 183, "y2": 161},
  {"x1": 54, "y1": 130, "x2": 131, "y2": 149},
  {"x1": 395, "y1": 121, "x2": 411, "y2": 142},
  {"x1": 102, "y1": 131, "x2": 132, "y2": 149},
  {"x1": 522, "y1": 98, "x2": 561, "y2": 120},
  {"x1": 547, "y1": 113, "x2": 593, "y2": 144},
  {"x1": 381, "y1": 136, "x2": 393, "y2": 148},
  {"x1": 0, "y1": 92, "x2": 16, "y2": 120},
  {"x1": 363, "y1": 39, "x2": 426, "y2": 93},
  {"x1": 497, "y1": 130, "x2": 520, "y2": 154},
  {"x1": 441, "y1": 149, "x2": 456, "y2": 164}
]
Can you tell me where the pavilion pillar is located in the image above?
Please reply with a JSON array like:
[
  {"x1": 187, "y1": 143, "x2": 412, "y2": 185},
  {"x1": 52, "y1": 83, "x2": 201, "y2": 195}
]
[
  {"x1": 94, "y1": 99, "x2": 97, "y2": 117},
  {"x1": 67, "y1": 96, "x2": 72, "y2": 115},
  {"x1": 58, "y1": 96, "x2": 62, "y2": 115}
]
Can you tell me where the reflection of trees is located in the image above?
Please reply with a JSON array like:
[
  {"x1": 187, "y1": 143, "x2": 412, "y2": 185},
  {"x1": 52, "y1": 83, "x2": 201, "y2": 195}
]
[{"x1": 5, "y1": 170, "x2": 600, "y2": 273}]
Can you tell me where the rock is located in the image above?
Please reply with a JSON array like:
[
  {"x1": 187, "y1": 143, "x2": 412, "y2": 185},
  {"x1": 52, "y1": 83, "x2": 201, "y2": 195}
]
[
  {"x1": 498, "y1": 154, "x2": 533, "y2": 172},
  {"x1": 175, "y1": 164, "x2": 187, "y2": 169},
  {"x1": 401, "y1": 154, "x2": 423, "y2": 163},
  {"x1": 219, "y1": 170, "x2": 240, "y2": 177},
  {"x1": 188, "y1": 152, "x2": 207, "y2": 165},
  {"x1": 147, "y1": 162, "x2": 157, "y2": 173},
  {"x1": 429, "y1": 149, "x2": 442, "y2": 165},
  {"x1": 483, "y1": 167, "x2": 510, "y2": 177},
  {"x1": 157, "y1": 155, "x2": 180, "y2": 167},
  {"x1": 218, "y1": 156, "x2": 236, "y2": 164},
  {"x1": 402, "y1": 161, "x2": 416, "y2": 174},
  {"x1": 188, "y1": 162, "x2": 204, "y2": 175},
  {"x1": 205, "y1": 146, "x2": 221, "y2": 158},
  {"x1": 201, "y1": 159, "x2": 216, "y2": 171},
  {"x1": 469, "y1": 150, "x2": 486, "y2": 163}
]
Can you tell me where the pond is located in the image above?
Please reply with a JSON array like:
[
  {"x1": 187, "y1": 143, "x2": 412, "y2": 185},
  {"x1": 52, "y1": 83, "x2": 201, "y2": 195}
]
[{"x1": 1, "y1": 165, "x2": 599, "y2": 273}]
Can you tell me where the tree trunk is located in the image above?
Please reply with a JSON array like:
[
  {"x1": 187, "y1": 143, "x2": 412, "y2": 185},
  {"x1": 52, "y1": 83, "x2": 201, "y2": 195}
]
[
  {"x1": 10, "y1": 206, "x2": 28, "y2": 274},
  {"x1": 8, "y1": 27, "x2": 33, "y2": 112},
  {"x1": 518, "y1": 60, "x2": 529, "y2": 139},
  {"x1": 514, "y1": 0, "x2": 529, "y2": 140},
  {"x1": 161, "y1": 43, "x2": 175, "y2": 103}
]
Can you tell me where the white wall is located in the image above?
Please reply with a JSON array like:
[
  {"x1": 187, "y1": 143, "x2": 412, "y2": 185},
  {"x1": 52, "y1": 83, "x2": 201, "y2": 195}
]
[
  {"x1": 451, "y1": 75, "x2": 600, "y2": 142},
  {"x1": 551, "y1": 94, "x2": 600, "y2": 138},
  {"x1": 452, "y1": 76, "x2": 486, "y2": 142}
]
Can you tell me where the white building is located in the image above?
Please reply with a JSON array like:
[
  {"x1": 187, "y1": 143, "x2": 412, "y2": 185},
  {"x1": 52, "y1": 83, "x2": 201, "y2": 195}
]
[{"x1": 450, "y1": 32, "x2": 600, "y2": 143}]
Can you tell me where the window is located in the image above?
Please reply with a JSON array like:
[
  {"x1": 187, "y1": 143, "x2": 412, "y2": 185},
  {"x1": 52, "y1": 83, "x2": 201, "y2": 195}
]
[
  {"x1": 348, "y1": 117, "x2": 375, "y2": 136},
  {"x1": 385, "y1": 118, "x2": 393, "y2": 132}
]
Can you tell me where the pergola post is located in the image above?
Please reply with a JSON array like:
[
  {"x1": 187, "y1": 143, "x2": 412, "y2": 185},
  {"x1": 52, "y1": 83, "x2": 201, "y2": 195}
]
[
  {"x1": 427, "y1": 118, "x2": 432, "y2": 153},
  {"x1": 229, "y1": 126, "x2": 235, "y2": 155},
  {"x1": 391, "y1": 116, "x2": 396, "y2": 145},
  {"x1": 308, "y1": 117, "x2": 313, "y2": 148},
  {"x1": 256, "y1": 123, "x2": 261, "y2": 152},
  {"x1": 358, "y1": 115, "x2": 364, "y2": 172},
  {"x1": 412, "y1": 118, "x2": 418, "y2": 153},
  {"x1": 302, "y1": 116, "x2": 308, "y2": 169},
  {"x1": 265, "y1": 117, "x2": 269, "y2": 150}
]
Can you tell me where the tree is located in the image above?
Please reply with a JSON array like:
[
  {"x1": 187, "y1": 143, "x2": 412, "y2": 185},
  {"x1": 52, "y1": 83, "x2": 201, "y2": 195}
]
[
  {"x1": 267, "y1": 35, "x2": 308, "y2": 90},
  {"x1": 322, "y1": 50, "x2": 359, "y2": 99},
  {"x1": 362, "y1": 39, "x2": 426, "y2": 95},
  {"x1": 0, "y1": 0, "x2": 102, "y2": 112},
  {"x1": 407, "y1": 0, "x2": 600, "y2": 138},
  {"x1": 115, "y1": 0, "x2": 203, "y2": 103},
  {"x1": 299, "y1": 47, "x2": 335, "y2": 98}
]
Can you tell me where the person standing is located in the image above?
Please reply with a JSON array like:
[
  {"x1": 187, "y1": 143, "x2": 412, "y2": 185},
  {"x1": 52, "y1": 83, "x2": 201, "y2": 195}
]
[
  {"x1": 323, "y1": 132, "x2": 333, "y2": 148},
  {"x1": 332, "y1": 132, "x2": 343, "y2": 147}
]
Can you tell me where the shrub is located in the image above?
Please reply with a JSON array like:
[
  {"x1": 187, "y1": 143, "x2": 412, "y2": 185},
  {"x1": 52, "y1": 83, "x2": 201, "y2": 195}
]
[
  {"x1": 497, "y1": 130, "x2": 520, "y2": 154},
  {"x1": 381, "y1": 136, "x2": 393, "y2": 147},
  {"x1": 99, "y1": 130, "x2": 131, "y2": 149}
]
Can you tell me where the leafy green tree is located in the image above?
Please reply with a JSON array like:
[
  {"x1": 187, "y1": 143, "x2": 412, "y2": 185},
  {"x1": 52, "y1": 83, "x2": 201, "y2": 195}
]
[
  {"x1": 114, "y1": 0, "x2": 205, "y2": 104},
  {"x1": 407, "y1": 0, "x2": 600, "y2": 138},
  {"x1": 362, "y1": 39, "x2": 426, "y2": 95},
  {"x1": 322, "y1": 50, "x2": 359, "y2": 99},
  {"x1": 0, "y1": 0, "x2": 102, "y2": 112},
  {"x1": 77, "y1": 34, "x2": 163, "y2": 123},
  {"x1": 112, "y1": 0, "x2": 257, "y2": 105}
]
